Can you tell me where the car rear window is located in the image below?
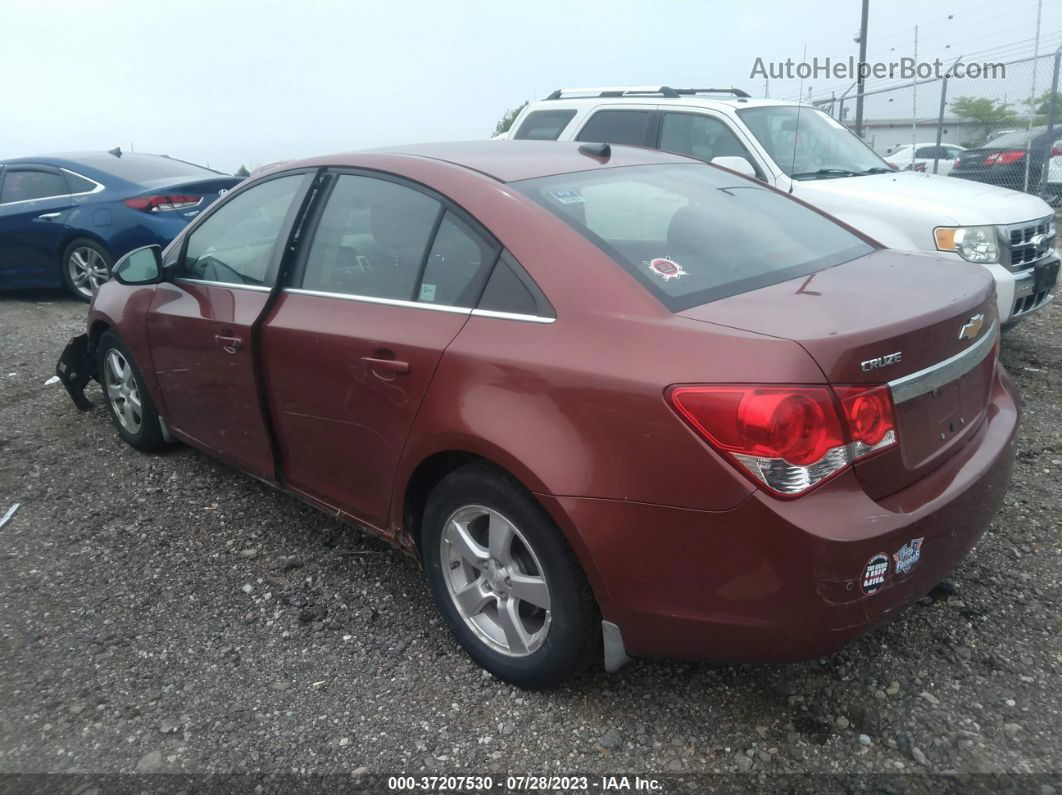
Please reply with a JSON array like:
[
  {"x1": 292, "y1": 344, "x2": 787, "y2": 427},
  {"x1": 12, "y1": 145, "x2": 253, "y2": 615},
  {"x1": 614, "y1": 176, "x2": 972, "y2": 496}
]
[
  {"x1": 75, "y1": 153, "x2": 224, "y2": 183},
  {"x1": 513, "y1": 163, "x2": 874, "y2": 312},
  {"x1": 513, "y1": 110, "x2": 577, "y2": 141}
]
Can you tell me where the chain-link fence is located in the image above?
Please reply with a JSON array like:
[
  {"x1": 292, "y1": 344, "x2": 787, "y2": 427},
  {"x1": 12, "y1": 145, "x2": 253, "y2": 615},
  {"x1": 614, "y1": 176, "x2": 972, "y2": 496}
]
[{"x1": 812, "y1": 50, "x2": 1061, "y2": 202}]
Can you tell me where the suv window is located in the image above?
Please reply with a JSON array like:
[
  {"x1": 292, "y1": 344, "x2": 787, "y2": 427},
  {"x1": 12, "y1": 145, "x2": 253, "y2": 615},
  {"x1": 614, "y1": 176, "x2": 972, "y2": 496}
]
[
  {"x1": 575, "y1": 110, "x2": 650, "y2": 146},
  {"x1": 513, "y1": 110, "x2": 577, "y2": 141},
  {"x1": 178, "y1": 174, "x2": 303, "y2": 286},
  {"x1": 0, "y1": 169, "x2": 68, "y2": 203},
  {"x1": 659, "y1": 113, "x2": 755, "y2": 165},
  {"x1": 418, "y1": 211, "x2": 499, "y2": 307},
  {"x1": 300, "y1": 174, "x2": 442, "y2": 301},
  {"x1": 514, "y1": 163, "x2": 873, "y2": 312}
]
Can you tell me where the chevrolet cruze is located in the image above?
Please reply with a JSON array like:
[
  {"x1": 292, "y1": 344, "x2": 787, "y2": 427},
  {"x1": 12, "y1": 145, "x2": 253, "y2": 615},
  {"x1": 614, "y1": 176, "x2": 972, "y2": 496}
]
[{"x1": 57, "y1": 141, "x2": 1019, "y2": 688}]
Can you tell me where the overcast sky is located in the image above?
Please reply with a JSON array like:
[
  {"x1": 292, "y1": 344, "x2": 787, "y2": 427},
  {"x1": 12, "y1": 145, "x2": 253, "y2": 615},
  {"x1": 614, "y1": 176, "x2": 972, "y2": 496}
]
[{"x1": 3, "y1": 0, "x2": 1060, "y2": 173}]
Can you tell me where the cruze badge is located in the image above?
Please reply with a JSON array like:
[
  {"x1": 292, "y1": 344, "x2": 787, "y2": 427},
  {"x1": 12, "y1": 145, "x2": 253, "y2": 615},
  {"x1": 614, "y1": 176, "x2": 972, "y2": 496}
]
[
  {"x1": 958, "y1": 313, "x2": 985, "y2": 341},
  {"x1": 860, "y1": 352, "x2": 903, "y2": 372}
]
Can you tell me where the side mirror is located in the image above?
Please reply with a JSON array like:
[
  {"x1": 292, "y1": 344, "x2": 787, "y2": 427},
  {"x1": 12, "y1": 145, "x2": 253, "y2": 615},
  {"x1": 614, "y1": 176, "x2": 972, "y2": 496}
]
[
  {"x1": 113, "y1": 245, "x2": 163, "y2": 286},
  {"x1": 710, "y1": 156, "x2": 757, "y2": 178}
]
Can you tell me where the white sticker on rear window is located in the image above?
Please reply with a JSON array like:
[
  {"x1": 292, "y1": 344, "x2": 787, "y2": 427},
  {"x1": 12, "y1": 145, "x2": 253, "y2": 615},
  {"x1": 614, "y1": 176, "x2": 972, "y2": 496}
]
[
  {"x1": 419, "y1": 283, "x2": 437, "y2": 302},
  {"x1": 549, "y1": 190, "x2": 584, "y2": 205}
]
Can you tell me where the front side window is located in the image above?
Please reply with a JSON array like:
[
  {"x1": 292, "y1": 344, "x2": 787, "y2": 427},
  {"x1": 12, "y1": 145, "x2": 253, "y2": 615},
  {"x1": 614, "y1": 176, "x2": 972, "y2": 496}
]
[
  {"x1": 576, "y1": 110, "x2": 650, "y2": 146},
  {"x1": 0, "y1": 169, "x2": 68, "y2": 203},
  {"x1": 300, "y1": 174, "x2": 442, "y2": 300},
  {"x1": 514, "y1": 163, "x2": 873, "y2": 311},
  {"x1": 513, "y1": 110, "x2": 577, "y2": 141},
  {"x1": 737, "y1": 106, "x2": 890, "y2": 179},
  {"x1": 659, "y1": 113, "x2": 756, "y2": 167},
  {"x1": 178, "y1": 174, "x2": 303, "y2": 286}
]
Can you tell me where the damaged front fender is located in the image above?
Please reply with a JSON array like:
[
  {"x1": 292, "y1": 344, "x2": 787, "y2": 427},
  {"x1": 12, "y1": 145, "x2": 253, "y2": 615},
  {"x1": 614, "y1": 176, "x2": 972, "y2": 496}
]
[{"x1": 55, "y1": 333, "x2": 96, "y2": 411}]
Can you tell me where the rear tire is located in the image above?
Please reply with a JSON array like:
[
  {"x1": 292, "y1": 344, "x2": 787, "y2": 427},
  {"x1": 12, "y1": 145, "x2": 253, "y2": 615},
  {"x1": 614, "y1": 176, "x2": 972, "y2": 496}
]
[
  {"x1": 421, "y1": 463, "x2": 599, "y2": 689},
  {"x1": 62, "y1": 238, "x2": 112, "y2": 302},
  {"x1": 96, "y1": 330, "x2": 169, "y2": 452}
]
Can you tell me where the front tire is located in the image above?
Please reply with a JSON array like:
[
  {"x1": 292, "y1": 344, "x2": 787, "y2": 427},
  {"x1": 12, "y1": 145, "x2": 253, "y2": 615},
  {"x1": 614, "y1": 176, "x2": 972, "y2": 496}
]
[
  {"x1": 421, "y1": 463, "x2": 599, "y2": 689},
  {"x1": 96, "y1": 330, "x2": 168, "y2": 452},
  {"x1": 62, "y1": 238, "x2": 112, "y2": 302}
]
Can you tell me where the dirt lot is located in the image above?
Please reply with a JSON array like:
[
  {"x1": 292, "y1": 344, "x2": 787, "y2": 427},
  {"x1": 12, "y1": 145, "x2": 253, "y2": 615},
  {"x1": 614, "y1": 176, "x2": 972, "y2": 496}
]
[{"x1": 1, "y1": 283, "x2": 1060, "y2": 791}]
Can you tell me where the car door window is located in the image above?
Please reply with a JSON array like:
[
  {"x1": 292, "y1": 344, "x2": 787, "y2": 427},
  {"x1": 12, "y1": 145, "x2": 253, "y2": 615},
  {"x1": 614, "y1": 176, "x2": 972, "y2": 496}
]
[
  {"x1": 660, "y1": 113, "x2": 756, "y2": 166},
  {"x1": 178, "y1": 174, "x2": 302, "y2": 286},
  {"x1": 513, "y1": 110, "x2": 577, "y2": 140},
  {"x1": 300, "y1": 174, "x2": 442, "y2": 300},
  {"x1": 418, "y1": 212, "x2": 498, "y2": 307},
  {"x1": 576, "y1": 110, "x2": 651, "y2": 146},
  {"x1": 0, "y1": 169, "x2": 68, "y2": 203}
]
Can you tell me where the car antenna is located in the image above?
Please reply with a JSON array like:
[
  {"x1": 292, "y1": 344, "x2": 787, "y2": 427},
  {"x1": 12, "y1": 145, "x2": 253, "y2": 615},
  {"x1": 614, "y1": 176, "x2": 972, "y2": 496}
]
[
  {"x1": 578, "y1": 142, "x2": 611, "y2": 160},
  {"x1": 107, "y1": 146, "x2": 122, "y2": 158},
  {"x1": 789, "y1": 43, "x2": 807, "y2": 194}
]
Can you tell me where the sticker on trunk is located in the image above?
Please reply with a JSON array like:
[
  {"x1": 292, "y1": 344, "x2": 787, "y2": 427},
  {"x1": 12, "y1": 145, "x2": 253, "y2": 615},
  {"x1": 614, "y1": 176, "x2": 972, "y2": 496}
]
[
  {"x1": 893, "y1": 537, "x2": 924, "y2": 575},
  {"x1": 646, "y1": 257, "x2": 688, "y2": 281},
  {"x1": 861, "y1": 552, "x2": 889, "y2": 594}
]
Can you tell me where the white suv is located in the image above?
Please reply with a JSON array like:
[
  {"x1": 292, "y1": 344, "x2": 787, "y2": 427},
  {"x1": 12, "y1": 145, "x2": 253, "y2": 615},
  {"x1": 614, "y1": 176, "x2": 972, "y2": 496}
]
[{"x1": 500, "y1": 86, "x2": 1058, "y2": 325}]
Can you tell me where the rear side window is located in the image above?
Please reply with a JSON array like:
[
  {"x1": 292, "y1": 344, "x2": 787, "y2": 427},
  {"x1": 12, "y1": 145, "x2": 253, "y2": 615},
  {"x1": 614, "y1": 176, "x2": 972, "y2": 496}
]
[
  {"x1": 0, "y1": 169, "x2": 68, "y2": 203},
  {"x1": 513, "y1": 110, "x2": 577, "y2": 141},
  {"x1": 478, "y1": 251, "x2": 553, "y2": 317},
  {"x1": 514, "y1": 163, "x2": 873, "y2": 312},
  {"x1": 64, "y1": 172, "x2": 99, "y2": 194},
  {"x1": 576, "y1": 110, "x2": 650, "y2": 146},
  {"x1": 179, "y1": 174, "x2": 303, "y2": 286},
  {"x1": 419, "y1": 212, "x2": 499, "y2": 307}
]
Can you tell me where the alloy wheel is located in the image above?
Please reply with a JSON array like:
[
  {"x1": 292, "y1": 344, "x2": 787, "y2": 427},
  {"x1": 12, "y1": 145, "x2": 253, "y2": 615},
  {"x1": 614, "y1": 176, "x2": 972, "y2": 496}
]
[
  {"x1": 103, "y1": 350, "x2": 143, "y2": 434},
  {"x1": 440, "y1": 505, "x2": 552, "y2": 657},
  {"x1": 68, "y1": 247, "x2": 109, "y2": 298}
]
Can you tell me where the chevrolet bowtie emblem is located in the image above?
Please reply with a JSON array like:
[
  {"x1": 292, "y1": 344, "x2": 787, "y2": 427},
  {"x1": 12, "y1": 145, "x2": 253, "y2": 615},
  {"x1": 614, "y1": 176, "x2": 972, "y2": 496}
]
[{"x1": 958, "y1": 313, "x2": 985, "y2": 341}]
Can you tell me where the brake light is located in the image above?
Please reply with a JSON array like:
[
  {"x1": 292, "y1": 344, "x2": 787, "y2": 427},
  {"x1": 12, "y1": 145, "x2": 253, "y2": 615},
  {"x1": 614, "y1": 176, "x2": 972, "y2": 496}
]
[
  {"x1": 912, "y1": 162, "x2": 926, "y2": 172},
  {"x1": 1051, "y1": 145, "x2": 1062, "y2": 157},
  {"x1": 667, "y1": 384, "x2": 898, "y2": 498},
  {"x1": 886, "y1": 161, "x2": 899, "y2": 170},
  {"x1": 984, "y1": 150, "x2": 1025, "y2": 166},
  {"x1": 954, "y1": 157, "x2": 961, "y2": 168},
  {"x1": 123, "y1": 194, "x2": 201, "y2": 212}
]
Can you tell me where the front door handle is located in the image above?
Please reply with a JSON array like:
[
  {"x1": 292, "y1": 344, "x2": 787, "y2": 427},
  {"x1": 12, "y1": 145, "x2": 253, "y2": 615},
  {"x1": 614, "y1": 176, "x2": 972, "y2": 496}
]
[
  {"x1": 36, "y1": 212, "x2": 62, "y2": 221},
  {"x1": 215, "y1": 334, "x2": 243, "y2": 354},
  {"x1": 361, "y1": 355, "x2": 410, "y2": 376}
]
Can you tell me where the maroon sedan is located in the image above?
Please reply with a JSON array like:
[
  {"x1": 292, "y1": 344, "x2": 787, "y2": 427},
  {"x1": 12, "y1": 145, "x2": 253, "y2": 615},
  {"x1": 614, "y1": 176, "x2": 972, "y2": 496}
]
[{"x1": 57, "y1": 141, "x2": 1018, "y2": 688}]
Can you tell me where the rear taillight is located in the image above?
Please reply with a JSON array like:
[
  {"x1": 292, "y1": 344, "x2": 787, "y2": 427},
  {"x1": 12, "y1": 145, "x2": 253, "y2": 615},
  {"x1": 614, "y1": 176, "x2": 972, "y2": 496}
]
[
  {"x1": 911, "y1": 162, "x2": 926, "y2": 172},
  {"x1": 667, "y1": 384, "x2": 897, "y2": 498},
  {"x1": 984, "y1": 150, "x2": 1025, "y2": 166},
  {"x1": 954, "y1": 157, "x2": 961, "y2": 168},
  {"x1": 1051, "y1": 145, "x2": 1062, "y2": 157},
  {"x1": 886, "y1": 161, "x2": 899, "y2": 170},
  {"x1": 123, "y1": 194, "x2": 201, "y2": 212}
]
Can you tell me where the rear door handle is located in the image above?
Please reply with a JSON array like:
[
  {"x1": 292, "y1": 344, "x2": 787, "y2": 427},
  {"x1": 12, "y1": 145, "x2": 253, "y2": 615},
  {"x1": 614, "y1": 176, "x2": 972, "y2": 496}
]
[
  {"x1": 215, "y1": 334, "x2": 243, "y2": 353},
  {"x1": 361, "y1": 355, "x2": 410, "y2": 375}
]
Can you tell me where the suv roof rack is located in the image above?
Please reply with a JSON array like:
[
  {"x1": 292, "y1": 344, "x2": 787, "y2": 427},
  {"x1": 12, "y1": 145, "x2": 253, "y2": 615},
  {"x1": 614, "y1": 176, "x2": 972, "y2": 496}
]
[{"x1": 544, "y1": 85, "x2": 750, "y2": 100}]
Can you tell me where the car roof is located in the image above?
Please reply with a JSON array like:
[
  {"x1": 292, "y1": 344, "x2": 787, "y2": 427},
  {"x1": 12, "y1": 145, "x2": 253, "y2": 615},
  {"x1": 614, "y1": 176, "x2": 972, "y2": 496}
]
[
  {"x1": 273, "y1": 140, "x2": 702, "y2": 183},
  {"x1": 526, "y1": 95, "x2": 798, "y2": 112}
]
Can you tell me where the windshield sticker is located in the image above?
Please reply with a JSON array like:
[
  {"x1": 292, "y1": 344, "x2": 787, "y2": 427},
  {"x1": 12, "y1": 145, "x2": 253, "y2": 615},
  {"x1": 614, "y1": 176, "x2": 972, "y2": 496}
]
[
  {"x1": 646, "y1": 257, "x2": 688, "y2": 282},
  {"x1": 861, "y1": 552, "x2": 889, "y2": 595},
  {"x1": 548, "y1": 190, "x2": 584, "y2": 205},
  {"x1": 419, "y1": 283, "x2": 436, "y2": 302}
]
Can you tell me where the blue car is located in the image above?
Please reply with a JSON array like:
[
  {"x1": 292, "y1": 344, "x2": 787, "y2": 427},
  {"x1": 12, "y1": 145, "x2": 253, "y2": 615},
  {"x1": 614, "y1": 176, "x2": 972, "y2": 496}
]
[{"x1": 0, "y1": 150, "x2": 240, "y2": 300}]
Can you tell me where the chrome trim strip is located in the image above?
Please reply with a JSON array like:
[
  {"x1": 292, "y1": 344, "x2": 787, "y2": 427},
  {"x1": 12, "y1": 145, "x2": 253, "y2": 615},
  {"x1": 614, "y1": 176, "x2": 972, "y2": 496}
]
[
  {"x1": 176, "y1": 277, "x2": 272, "y2": 293},
  {"x1": 283, "y1": 287, "x2": 472, "y2": 315},
  {"x1": 470, "y1": 308, "x2": 556, "y2": 324},
  {"x1": 888, "y1": 321, "x2": 997, "y2": 404},
  {"x1": 60, "y1": 168, "x2": 106, "y2": 197},
  {"x1": 0, "y1": 167, "x2": 105, "y2": 207}
]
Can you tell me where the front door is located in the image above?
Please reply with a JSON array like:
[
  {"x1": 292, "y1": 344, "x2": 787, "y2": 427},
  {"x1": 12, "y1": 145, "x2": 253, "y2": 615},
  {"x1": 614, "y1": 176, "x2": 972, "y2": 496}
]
[
  {"x1": 146, "y1": 172, "x2": 311, "y2": 481},
  {"x1": 261, "y1": 171, "x2": 500, "y2": 529},
  {"x1": 0, "y1": 165, "x2": 73, "y2": 288}
]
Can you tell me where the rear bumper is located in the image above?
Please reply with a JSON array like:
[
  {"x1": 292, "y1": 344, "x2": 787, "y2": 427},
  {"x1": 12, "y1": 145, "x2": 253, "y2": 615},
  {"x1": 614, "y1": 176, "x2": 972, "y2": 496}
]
[{"x1": 545, "y1": 369, "x2": 1020, "y2": 662}]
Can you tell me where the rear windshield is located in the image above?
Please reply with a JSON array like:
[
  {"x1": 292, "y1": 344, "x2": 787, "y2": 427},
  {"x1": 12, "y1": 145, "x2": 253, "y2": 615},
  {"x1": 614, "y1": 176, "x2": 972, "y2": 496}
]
[
  {"x1": 76, "y1": 153, "x2": 224, "y2": 183},
  {"x1": 512, "y1": 163, "x2": 873, "y2": 311}
]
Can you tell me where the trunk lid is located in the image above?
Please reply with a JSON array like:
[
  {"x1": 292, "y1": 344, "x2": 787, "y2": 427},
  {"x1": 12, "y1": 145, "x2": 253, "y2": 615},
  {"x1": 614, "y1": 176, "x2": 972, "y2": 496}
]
[{"x1": 679, "y1": 249, "x2": 999, "y2": 498}]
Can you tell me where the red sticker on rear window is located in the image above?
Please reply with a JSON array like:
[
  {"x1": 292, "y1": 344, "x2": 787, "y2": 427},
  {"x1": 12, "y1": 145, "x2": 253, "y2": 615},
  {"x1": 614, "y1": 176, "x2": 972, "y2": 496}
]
[{"x1": 647, "y1": 257, "x2": 688, "y2": 281}]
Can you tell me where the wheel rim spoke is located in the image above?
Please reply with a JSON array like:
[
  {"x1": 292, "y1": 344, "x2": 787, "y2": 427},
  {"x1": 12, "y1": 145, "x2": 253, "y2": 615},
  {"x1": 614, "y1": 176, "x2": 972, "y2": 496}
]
[
  {"x1": 496, "y1": 598, "x2": 531, "y2": 655},
  {"x1": 127, "y1": 390, "x2": 142, "y2": 413},
  {"x1": 106, "y1": 384, "x2": 123, "y2": 401},
  {"x1": 509, "y1": 572, "x2": 550, "y2": 611},
  {"x1": 452, "y1": 579, "x2": 493, "y2": 617},
  {"x1": 487, "y1": 511, "x2": 515, "y2": 566},
  {"x1": 447, "y1": 518, "x2": 488, "y2": 565}
]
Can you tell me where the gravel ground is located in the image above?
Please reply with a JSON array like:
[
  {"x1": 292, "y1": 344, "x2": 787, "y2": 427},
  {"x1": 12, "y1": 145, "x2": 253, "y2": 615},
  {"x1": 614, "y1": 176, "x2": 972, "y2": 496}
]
[{"x1": 1, "y1": 281, "x2": 1060, "y2": 791}]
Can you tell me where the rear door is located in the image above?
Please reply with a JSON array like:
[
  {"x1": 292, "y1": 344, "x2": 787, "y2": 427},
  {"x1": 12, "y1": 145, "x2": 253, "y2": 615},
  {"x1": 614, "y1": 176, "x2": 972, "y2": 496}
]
[
  {"x1": 146, "y1": 171, "x2": 313, "y2": 480},
  {"x1": 260, "y1": 170, "x2": 500, "y2": 529},
  {"x1": 0, "y1": 165, "x2": 73, "y2": 287}
]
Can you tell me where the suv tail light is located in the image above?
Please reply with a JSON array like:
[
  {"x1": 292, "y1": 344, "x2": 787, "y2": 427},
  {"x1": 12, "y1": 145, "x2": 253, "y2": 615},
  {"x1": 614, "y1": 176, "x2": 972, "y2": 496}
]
[
  {"x1": 984, "y1": 150, "x2": 1025, "y2": 166},
  {"x1": 954, "y1": 157, "x2": 961, "y2": 168},
  {"x1": 911, "y1": 162, "x2": 926, "y2": 172},
  {"x1": 667, "y1": 384, "x2": 897, "y2": 498},
  {"x1": 123, "y1": 194, "x2": 201, "y2": 212},
  {"x1": 1051, "y1": 144, "x2": 1062, "y2": 157}
]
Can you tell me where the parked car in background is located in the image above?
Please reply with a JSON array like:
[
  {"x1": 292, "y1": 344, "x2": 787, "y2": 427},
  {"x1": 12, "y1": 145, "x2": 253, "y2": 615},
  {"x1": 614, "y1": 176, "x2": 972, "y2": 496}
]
[
  {"x1": 885, "y1": 142, "x2": 966, "y2": 175},
  {"x1": 59, "y1": 141, "x2": 1019, "y2": 688},
  {"x1": 951, "y1": 127, "x2": 1060, "y2": 193},
  {"x1": 1044, "y1": 146, "x2": 1062, "y2": 207},
  {"x1": 498, "y1": 87, "x2": 1058, "y2": 327},
  {"x1": 0, "y1": 150, "x2": 240, "y2": 300}
]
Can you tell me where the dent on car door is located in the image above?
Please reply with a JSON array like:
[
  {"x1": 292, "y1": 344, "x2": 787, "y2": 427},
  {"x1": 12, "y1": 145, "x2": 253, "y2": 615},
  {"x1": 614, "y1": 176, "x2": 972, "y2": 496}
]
[
  {"x1": 0, "y1": 165, "x2": 73, "y2": 287},
  {"x1": 260, "y1": 171, "x2": 500, "y2": 531},
  {"x1": 145, "y1": 171, "x2": 312, "y2": 480}
]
